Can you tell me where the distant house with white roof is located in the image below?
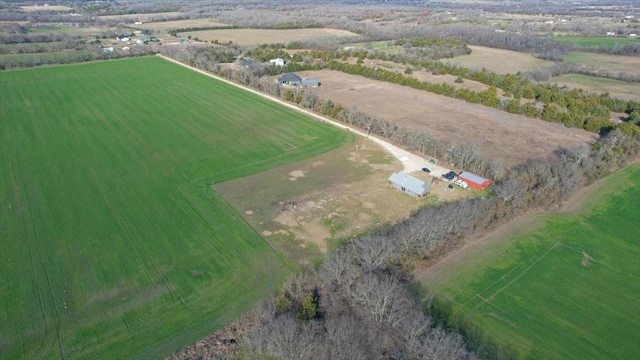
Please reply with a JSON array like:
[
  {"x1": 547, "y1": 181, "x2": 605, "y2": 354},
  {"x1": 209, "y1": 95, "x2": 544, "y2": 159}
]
[{"x1": 269, "y1": 58, "x2": 286, "y2": 66}]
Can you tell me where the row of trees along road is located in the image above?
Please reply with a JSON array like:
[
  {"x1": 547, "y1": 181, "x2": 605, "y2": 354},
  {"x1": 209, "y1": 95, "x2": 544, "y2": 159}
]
[{"x1": 169, "y1": 43, "x2": 640, "y2": 138}]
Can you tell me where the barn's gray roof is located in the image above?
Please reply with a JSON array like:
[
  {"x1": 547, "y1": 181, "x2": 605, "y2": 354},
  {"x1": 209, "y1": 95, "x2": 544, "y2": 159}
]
[
  {"x1": 278, "y1": 73, "x2": 302, "y2": 82},
  {"x1": 301, "y1": 78, "x2": 319, "y2": 84},
  {"x1": 388, "y1": 172, "x2": 430, "y2": 195},
  {"x1": 458, "y1": 171, "x2": 489, "y2": 184}
]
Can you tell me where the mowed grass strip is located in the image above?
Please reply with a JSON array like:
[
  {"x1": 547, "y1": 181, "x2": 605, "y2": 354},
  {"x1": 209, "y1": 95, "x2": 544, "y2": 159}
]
[
  {"x1": 423, "y1": 164, "x2": 640, "y2": 359},
  {"x1": 0, "y1": 56, "x2": 352, "y2": 359}
]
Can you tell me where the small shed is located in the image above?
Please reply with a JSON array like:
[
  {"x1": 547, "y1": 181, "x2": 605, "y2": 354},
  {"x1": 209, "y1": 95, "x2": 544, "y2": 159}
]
[
  {"x1": 278, "y1": 73, "x2": 302, "y2": 85},
  {"x1": 457, "y1": 172, "x2": 491, "y2": 191},
  {"x1": 388, "y1": 172, "x2": 430, "y2": 198},
  {"x1": 269, "y1": 58, "x2": 286, "y2": 66},
  {"x1": 301, "y1": 79, "x2": 320, "y2": 88}
]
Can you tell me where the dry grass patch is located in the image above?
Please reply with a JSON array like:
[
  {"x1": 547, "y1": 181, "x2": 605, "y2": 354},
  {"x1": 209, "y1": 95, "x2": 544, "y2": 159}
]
[
  {"x1": 442, "y1": 45, "x2": 555, "y2": 74},
  {"x1": 411, "y1": 69, "x2": 499, "y2": 93},
  {"x1": 179, "y1": 28, "x2": 357, "y2": 45},
  {"x1": 298, "y1": 69, "x2": 596, "y2": 167},
  {"x1": 20, "y1": 5, "x2": 72, "y2": 11}
]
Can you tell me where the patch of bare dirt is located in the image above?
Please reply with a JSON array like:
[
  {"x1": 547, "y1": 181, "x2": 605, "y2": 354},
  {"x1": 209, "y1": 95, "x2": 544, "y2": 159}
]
[
  {"x1": 274, "y1": 201, "x2": 330, "y2": 252},
  {"x1": 289, "y1": 170, "x2": 306, "y2": 181},
  {"x1": 298, "y1": 69, "x2": 597, "y2": 167}
]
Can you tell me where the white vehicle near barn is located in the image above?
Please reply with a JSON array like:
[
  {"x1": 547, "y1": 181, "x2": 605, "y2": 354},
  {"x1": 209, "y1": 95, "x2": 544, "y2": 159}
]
[{"x1": 454, "y1": 179, "x2": 468, "y2": 189}]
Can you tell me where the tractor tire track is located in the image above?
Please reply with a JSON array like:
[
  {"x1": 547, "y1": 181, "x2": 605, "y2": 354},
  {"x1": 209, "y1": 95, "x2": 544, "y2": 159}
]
[{"x1": 12, "y1": 149, "x2": 66, "y2": 359}]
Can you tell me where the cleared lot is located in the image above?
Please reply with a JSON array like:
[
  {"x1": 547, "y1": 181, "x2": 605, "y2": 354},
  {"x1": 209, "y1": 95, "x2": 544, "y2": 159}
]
[{"x1": 298, "y1": 70, "x2": 597, "y2": 167}]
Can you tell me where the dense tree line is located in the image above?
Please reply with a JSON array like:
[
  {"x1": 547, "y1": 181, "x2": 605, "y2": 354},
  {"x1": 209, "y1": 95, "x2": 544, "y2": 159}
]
[{"x1": 0, "y1": 44, "x2": 157, "y2": 70}]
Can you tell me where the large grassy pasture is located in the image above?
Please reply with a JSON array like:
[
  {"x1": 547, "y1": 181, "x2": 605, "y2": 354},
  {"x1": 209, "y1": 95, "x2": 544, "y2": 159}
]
[
  {"x1": 422, "y1": 164, "x2": 640, "y2": 359},
  {"x1": 0, "y1": 56, "x2": 351, "y2": 359}
]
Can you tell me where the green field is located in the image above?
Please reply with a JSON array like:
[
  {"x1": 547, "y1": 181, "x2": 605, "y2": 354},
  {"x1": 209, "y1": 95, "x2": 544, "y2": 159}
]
[
  {"x1": 548, "y1": 36, "x2": 639, "y2": 47},
  {"x1": 0, "y1": 56, "x2": 352, "y2": 359},
  {"x1": 422, "y1": 164, "x2": 640, "y2": 359}
]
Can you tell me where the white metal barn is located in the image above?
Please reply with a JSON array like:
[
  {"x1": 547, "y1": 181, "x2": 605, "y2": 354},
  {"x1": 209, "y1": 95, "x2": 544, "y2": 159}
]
[{"x1": 388, "y1": 172, "x2": 430, "y2": 198}]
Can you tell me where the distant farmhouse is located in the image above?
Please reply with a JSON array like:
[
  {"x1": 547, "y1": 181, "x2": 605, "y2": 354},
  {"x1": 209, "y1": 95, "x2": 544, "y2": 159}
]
[
  {"x1": 269, "y1": 58, "x2": 286, "y2": 66},
  {"x1": 278, "y1": 73, "x2": 321, "y2": 87},
  {"x1": 388, "y1": 172, "x2": 430, "y2": 198},
  {"x1": 457, "y1": 172, "x2": 491, "y2": 191}
]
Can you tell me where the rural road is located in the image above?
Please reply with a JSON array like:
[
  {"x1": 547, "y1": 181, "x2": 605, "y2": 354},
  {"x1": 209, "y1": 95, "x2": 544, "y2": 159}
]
[{"x1": 158, "y1": 54, "x2": 452, "y2": 177}]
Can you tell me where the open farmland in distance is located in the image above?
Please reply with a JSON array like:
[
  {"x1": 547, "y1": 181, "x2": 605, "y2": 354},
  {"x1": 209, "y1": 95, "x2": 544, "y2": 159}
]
[
  {"x1": 421, "y1": 164, "x2": 640, "y2": 359},
  {"x1": 563, "y1": 52, "x2": 640, "y2": 78},
  {"x1": 441, "y1": 45, "x2": 555, "y2": 75},
  {"x1": 130, "y1": 19, "x2": 229, "y2": 32},
  {"x1": 98, "y1": 12, "x2": 183, "y2": 21},
  {"x1": 0, "y1": 56, "x2": 351, "y2": 359},
  {"x1": 20, "y1": 5, "x2": 73, "y2": 11},
  {"x1": 178, "y1": 28, "x2": 357, "y2": 45},
  {"x1": 548, "y1": 36, "x2": 639, "y2": 47},
  {"x1": 298, "y1": 69, "x2": 596, "y2": 167},
  {"x1": 551, "y1": 74, "x2": 640, "y2": 102}
]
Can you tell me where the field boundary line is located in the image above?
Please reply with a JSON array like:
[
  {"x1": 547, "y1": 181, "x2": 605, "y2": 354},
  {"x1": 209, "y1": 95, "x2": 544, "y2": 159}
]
[{"x1": 156, "y1": 54, "x2": 440, "y2": 174}]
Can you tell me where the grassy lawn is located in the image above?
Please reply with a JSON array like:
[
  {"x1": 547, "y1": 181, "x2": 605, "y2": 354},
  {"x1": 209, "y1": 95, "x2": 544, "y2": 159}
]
[
  {"x1": 0, "y1": 56, "x2": 351, "y2": 359},
  {"x1": 422, "y1": 164, "x2": 640, "y2": 359}
]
